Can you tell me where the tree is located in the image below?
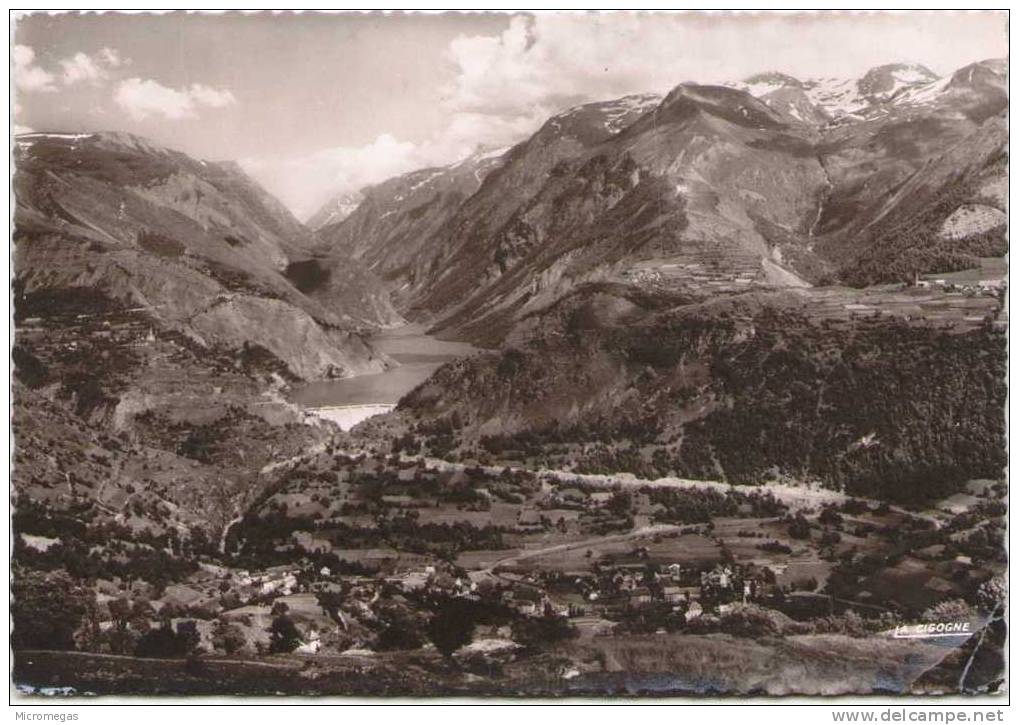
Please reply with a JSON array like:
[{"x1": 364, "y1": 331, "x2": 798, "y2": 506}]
[
  {"x1": 76, "y1": 597, "x2": 103, "y2": 652},
  {"x1": 511, "y1": 613, "x2": 578, "y2": 650},
  {"x1": 271, "y1": 601, "x2": 290, "y2": 617},
  {"x1": 819, "y1": 530, "x2": 842, "y2": 548},
  {"x1": 104, "y1": 627, "x2": 139, "y2": 656},
  {"x1": 372, "y1": 599, "x2": 428, "y2": 653},
  {"x1": 922, "y1": 599, "x2": 973, "y2": 624},
  {"x1": 976, "y1": 577, "x2": 1006, "y2": 613},
  {"x1": 788, "y1": 513, "x2": 811, "y2": 540},
  {"x1": 130, "y1": 598, "x2": 156, "y2": 635},
  {"x1": 135, "y1": 622, "x2": 194, "y2": 658},
  {"x1": 375, "y1": 616, "x2": 425, "y2": 651},
  {"x1": 11, "y1": 569, "x2": 87, "y2": 650},
  {"x1": 607, "y1": 491, "x2": 633, "y2": 517},
  {"x1": 176, "y1": 620, "x2": 201, "y2": 655},
  {"x1": 427, "y1": 602, "x2": 475, "y2": 658},
  {"x1": 819, "y1": 507, "x2": 844, "y2": 527},
  {"x1": 268, "y1": 615, "x2": 302, "y2": 654},
  {"x1": 316, "y1": 589, "x2": 347, "y2": 626},
  {"x1": 212, "y1": 621, "x2": 248, "y2": 655},
  {"x1": 108, "y1": 597, "x2": 133, "y2": 632}
]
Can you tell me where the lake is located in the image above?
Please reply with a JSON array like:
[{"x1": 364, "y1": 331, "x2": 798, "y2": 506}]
[{"x1": 290, "y1": 324, "x2": 480, "y2": 429}]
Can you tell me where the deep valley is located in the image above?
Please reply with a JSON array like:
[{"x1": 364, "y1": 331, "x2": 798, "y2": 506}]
[{"x1": 11, "y1": 54, "x2": 1008, "y2": 698}]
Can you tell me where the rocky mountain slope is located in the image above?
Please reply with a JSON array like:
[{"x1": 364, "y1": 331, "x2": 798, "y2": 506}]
[
  {"x1": 317, "y1": 94, "x2": 663, "y2": 328},
  {"x1": 399, "y1": 282, "x2": 1006, "y2": 502},
  {"x1": 14, "y1": 131, "x2": 397, "y2": 380},
  {"x1": 410, "y1": 84, "x2": 830, "y2": 344},
  {"x1": 732, "y1": 63, "x2": 941, "y2": 122},
  {"x1": 806, "y1": 60, "x2": 1008, "y2": 284},
  {"x1": 315, "y1": 60, "x2": 1005, "y2": 346},
  {"x1": 306, "y1": 190, "x2": 364, "y2": 231},
  {"x1": 375, "y1": 60, "x2": 1007, "y2": 501},
  {"x1": 312, "y1": 145, "x2": 511, "y2": 307},
  {"x1": 12, "y1": 131, "x2": 366, "y2": 569}
]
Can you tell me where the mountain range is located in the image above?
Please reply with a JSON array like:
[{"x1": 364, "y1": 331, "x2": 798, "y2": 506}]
[
  {"x1": 313, "y1": 58, "x2": 1006, "y2": 345},
  {"x1": 11, "y1": 57, "x2": 1008, "y2": 505},
  {"x1": 321, "y1": 57, "x2": 1007, "y2": 501}
]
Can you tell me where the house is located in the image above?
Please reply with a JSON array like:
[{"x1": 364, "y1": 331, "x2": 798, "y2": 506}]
[
  {"x1": 685, "y1": 601, "x2": 703, "y2": 621},
  {"x1": 396, "y1": 468, "x2": 418, "y2": 483},
  {"x1": 629, "y1": 587, "x2": 653, "y2": 604},
  {"x1": 160, "y1": 583, "x2": 206, "y2": 608},
  {"x1": 701, "y1": 565, "x2": 733, "y2": 591},
  {"x1": 513, "y1": 600, "x2": 539, "y2": 616},
  {"x1": 295, "y1": 630, "x2": 322, "y2": 654},
  {"x1": 615, "y1": 572, "x2": 638, "y2": 592},
  {"x1": 292, "y1": 530, "x2": 331, "y2": 554},
  {"x1": 516, "y1": 510, "x2": 545, "y2": 530},
  {"x1": 255, "y1": 567, "x2": 300, "y2": 596},
  {"x1": 20, "y1": 534, "x2": 59, "y2": 552},
  {"x1": 507, "y1": 586, "x2": 545, "y2": 615},
  {"x1": 662, "y1": 586, "x2": 685, "y2": 604},
  {"x1": 382, "y1": 494, "x2": 415, "y2": 507},
  {"x1": 555, "y1": 488, "x2": 588, "y2": 506},
  {"x1": 390, "y1": 570, "x2": 429, "y2": 590}
]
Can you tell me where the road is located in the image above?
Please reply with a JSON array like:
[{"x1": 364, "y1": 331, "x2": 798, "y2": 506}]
[
  {"x1": 15, "y1": 649, "x2": 302, "y2": 671},
  {"x1": 327, "y1": 448, "x2": 943, "y2": 527},
  {"x1": 231, "y1": 443, "x2": 941, "y2": 554}
]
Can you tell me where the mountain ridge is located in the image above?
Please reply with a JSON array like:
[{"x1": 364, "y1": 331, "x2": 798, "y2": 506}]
[
  {"x1": 14, "y1": 130, "x2": 397, "y2": 380},
  {"x1": 311, "y1": 58, "x2": 1006, "y2": 345}
]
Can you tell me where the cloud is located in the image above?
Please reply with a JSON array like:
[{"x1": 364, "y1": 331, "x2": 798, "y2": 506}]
[
  {"x1": 254, "y1": 15, "x2": 689, "y2": 217},
  {"x1": 60, "y1": 52, "x2": 107, "y2": 85},
  {"x1": 437, "y1": 14, "x2": 710, "y2": 143},
  {"x1": 242, "y1": 53, "x2": 554, "y2": 219},
  {"x1": 251, "y1": 12, "x2": 1009, "y2": 219},
  {"x1": 187, "y1": 83, "x2": 237, "y2": 109},
  {"x1": 59, "y1": 47, "x2": 125, "y2": 85},
  {"x1": 114, "y1": 78, "x2": 237, "y2": 120},
  {"x1": 98, "y1": 47, "x2": 124, "y2": 68},
  {"x1": 242, "y1": 134, "x2": 431, "y2": 220},
  {"x1": 16, "y1": 45, "x2": 127, "y2": 92},
  {"x1": 439, "y1": 12, "x2": 1012, "y2": 136},
  {"x1": 13, "y1": 45, "x2": 56, "y2": 93}
]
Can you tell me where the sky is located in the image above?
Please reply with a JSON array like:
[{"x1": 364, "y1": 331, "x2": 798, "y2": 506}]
[{"x1": 13, "y1": 11, "x2": 1009, "y2": 220}]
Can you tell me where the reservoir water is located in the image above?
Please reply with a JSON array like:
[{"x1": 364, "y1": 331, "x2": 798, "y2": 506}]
[{"x1": 290, "y1": 324, "x2": 479, "y2": 430}]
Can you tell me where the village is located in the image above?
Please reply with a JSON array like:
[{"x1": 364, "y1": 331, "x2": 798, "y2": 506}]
[{"x1": 19, "y1": 437, "x2": 996, "y2": 666}]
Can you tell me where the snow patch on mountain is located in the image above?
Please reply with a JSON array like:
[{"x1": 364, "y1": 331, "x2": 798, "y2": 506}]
[
  {"x1": 601, "y1": 93, "x2": 662, "y2": 133},
  {"x1": 306, "y1": 190, "x2": 365, "y2": 230},
  {"x1": 730, "y1": 63, "x2": 945, "y2": 121},
  {"x1": 409, "y1": 169, "x2": 446, "y2": 193}
]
